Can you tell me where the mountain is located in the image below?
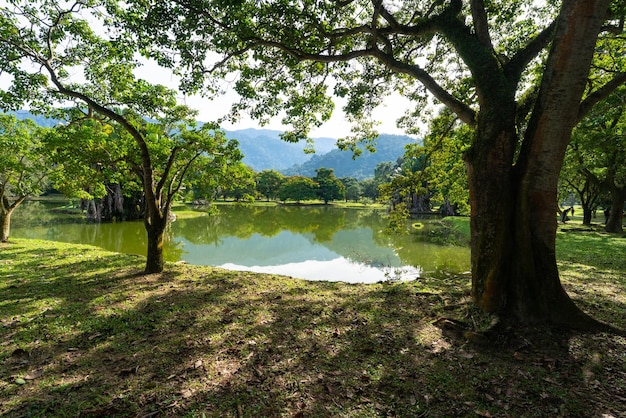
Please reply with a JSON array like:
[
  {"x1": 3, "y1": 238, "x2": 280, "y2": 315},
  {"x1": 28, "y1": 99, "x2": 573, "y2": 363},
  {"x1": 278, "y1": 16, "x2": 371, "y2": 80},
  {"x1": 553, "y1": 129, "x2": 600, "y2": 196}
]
[
  {"x1": 7, "y1": 110, "x2": 416, "y2": 177},
  {"x1": 282, "y1": 134, "x2": 418, "y2": 179},
  {"x1": 223, "y1": 128, "x2": 336, "y2": 171},
  {"x1": 8, "y1": 110, "x2": 61, "y2": 127}
]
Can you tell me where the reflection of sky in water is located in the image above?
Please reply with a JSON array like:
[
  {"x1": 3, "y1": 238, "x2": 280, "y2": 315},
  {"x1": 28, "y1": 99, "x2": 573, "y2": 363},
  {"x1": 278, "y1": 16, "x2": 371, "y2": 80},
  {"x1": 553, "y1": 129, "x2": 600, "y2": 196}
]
[
  {"x1": 219, "y1": 258, "x2": 422, "y2": 284},
  {"x1": 173, "y1": 230, "x2": 421, "y2": 283}
]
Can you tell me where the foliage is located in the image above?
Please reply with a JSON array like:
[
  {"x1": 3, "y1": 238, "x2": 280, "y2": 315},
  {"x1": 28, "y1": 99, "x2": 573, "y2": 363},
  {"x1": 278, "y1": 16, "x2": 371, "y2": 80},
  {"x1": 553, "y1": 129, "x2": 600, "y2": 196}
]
[
  {"x1": 43, "y1": 118, "x2": 131, "y2": 201},
  {"x1": 0, "y1": 115, "x2": 48, "y2": 200},
  {"x1": 220, "y1": 162, "x2": 256, "y2": 201},
  {"x1": 313, "y1": 167, "x2": 345, "y2": 204},
  {"x1": 340, "y1": 177, "x2": 361, "y2": 202},
  {"x1": 381, "y1": 110, "x2": 470, "y2": 215},
  {"x1": 278, "y1": 176, "x2": 319, "y2": 203},
  {"x1": 255, "y1": 169, "x2": 285, "y2": 201}
]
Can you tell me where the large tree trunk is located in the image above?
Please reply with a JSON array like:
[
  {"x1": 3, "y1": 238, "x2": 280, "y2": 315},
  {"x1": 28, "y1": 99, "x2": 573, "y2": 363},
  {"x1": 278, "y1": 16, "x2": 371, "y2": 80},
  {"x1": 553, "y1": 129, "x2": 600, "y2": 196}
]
[{"x1": 468, "y1": 0, "x2": 611, "y2": 328}]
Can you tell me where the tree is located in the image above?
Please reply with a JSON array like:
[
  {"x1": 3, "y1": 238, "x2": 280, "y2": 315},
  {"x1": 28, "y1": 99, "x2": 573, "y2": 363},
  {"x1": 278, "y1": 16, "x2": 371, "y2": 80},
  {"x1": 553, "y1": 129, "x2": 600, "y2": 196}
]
[
  {"x1": 0, "y1": 2, "x2": 241, "y2": 273},
  {"x1": 256, "y1": 169, "x2": 285, "y2": 201},
  {"x1": 313, "y1": 167, "x2": 345, "y2": 204},
  {"x1": 382, "y1": 110, "x2": 470, "y2": 215},
  {"x1": 559, "y1": 151, "x2": 604, "y2": 226},
  {"x1": 0, "y1": 115, "x2": 49, "y2": 242},
  {"x1": 340, "y1": 177, "x2": 361, "y2": 202},
  {"x1": 125, "y1": 0, "x2": 626, "y2": 328},
  {"x1": 43, "y1": 116, "x2": 138, "y2": 222},
  {"x1": 278, "y1": 176, "x2": 318, "y2": 203},
  {"x1": 359, "y1": 178, "x2": 380, "y2": 201},
  {"x1": 221, "y1": 162, "x2": 256, "y2": 202},
  {"x1": 559, "y1": 135, "x2": 606, "y2": 227},
  {"x1": 563, "y1": 86, "x2": 626, "y2": 231}
]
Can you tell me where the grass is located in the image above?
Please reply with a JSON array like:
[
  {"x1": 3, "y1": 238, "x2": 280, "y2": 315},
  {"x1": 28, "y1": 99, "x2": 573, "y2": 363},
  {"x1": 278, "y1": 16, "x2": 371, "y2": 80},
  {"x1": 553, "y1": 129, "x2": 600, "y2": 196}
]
[{"x1": 1, "y1": 218, "x2": 625, "y2": 417}]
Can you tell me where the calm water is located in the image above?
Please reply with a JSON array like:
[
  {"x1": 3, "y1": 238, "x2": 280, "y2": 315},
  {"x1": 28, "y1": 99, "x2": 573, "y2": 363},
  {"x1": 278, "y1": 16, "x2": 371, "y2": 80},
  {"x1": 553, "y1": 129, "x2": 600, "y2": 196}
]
[{"x1": 11, "y1": 202, "x2": 470, "y2": 283}]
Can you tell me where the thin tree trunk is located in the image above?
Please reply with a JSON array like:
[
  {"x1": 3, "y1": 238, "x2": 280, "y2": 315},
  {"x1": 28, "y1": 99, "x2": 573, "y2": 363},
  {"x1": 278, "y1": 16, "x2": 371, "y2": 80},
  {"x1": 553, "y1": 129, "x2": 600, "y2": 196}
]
[
  {"x1": 1, "y1": 196, "x2": 26, "y2": 243},
  {"x1": 582, "y1": 207, "x2": 593, "y2": 225},
  {"x1": 144, "y1": 213, "x2": 167, "y2": 273},
  {"x1": 1, "y1": 208, "x2": 12, "y2": 242},
  {"x1": 605, "y1": 187, "x2": 625, "y2": 233}
]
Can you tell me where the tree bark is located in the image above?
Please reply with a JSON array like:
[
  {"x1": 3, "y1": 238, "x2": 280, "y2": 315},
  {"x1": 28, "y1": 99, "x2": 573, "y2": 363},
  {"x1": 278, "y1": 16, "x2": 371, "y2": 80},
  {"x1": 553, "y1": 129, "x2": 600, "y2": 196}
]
[
  {"x1": 468, "y1": 0, "x2": 612, "y2": 328},
  {"x1": 144, "y1": 213, "x2": 167, "y2": 273},
  {"x1": 1, "y1": 195, "x2": 26, "y2": 243},
  {"x1": 1, "y1": 208, "x2": 12, "y2": 242},
  {"x1": 582, "y1": 207, "x2": 593, "y2": 226},
  {"x1": 605, "y1": 186, "x2": 625, "y2": 233}
]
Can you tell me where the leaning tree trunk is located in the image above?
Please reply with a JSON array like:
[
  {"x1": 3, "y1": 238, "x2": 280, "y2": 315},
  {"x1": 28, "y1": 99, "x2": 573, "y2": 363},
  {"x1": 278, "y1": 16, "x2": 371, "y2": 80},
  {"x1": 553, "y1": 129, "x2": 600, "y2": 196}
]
[{"x1": 468, "y1": 0, "x2": 611, "y2": 328}]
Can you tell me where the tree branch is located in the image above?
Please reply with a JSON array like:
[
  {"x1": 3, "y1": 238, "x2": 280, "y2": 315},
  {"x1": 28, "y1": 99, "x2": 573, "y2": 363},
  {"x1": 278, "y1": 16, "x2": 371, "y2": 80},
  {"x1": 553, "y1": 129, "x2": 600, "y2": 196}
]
[
  {"x1": 505, "y1": 20, "x2": 557, "y2": 79},
  {"x1": 156, "y1": 145, "x2": 181, "y2": 200},
  {"x1": 577, "y1": 72, "x2": 626, "y2": 121},
  {"x1": 470, "y1": 0, "x2": 492, "y2": 48},
  {"x1": 371, "y1": 49, "x2": 476, "y2": 125}
]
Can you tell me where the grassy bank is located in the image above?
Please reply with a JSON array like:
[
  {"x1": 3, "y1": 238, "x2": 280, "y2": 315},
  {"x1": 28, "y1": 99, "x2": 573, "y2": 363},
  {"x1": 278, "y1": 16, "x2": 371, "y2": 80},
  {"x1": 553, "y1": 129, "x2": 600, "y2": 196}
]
[{"x1": 1, "y1": 229, "x2": 625, "y2": 417}]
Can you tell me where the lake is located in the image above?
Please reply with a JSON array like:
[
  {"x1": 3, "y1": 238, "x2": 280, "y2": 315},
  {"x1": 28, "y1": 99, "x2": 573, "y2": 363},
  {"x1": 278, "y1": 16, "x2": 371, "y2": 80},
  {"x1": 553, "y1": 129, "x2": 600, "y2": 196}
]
[{"x1": 11, "y1": 202, "x2": 470, "y2": 283}]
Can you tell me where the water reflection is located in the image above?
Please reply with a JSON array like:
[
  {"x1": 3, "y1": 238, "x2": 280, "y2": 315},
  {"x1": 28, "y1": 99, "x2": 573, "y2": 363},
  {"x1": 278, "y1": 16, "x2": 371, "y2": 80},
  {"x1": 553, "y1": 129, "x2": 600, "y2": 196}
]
[{"x1": 12, "y1": 203, "x2": 470, "y2": 283}]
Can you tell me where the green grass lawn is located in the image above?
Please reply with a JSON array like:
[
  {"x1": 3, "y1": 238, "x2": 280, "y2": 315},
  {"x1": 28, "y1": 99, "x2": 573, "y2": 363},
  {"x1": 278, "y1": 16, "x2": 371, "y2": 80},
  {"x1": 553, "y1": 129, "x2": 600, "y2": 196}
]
[{"x1": 1, "y1": 219, "x2": 625, "y2": 417}]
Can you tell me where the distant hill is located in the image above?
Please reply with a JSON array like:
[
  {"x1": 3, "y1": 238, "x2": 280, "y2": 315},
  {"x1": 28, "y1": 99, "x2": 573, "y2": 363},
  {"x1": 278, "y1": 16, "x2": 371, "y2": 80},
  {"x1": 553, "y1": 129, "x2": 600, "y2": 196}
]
[
  {"x1": 8, "y1": 110, "x2": 61, "y2": 127},
  {"x1": 7, "y1": 110, "x2": 417, "y2": 177},
  {"x1": 282, "y1": 134, "x2": 418, "y2": 179},
  {"x1": 223, "y1": 128, "x2": 336, "y2": 171}
]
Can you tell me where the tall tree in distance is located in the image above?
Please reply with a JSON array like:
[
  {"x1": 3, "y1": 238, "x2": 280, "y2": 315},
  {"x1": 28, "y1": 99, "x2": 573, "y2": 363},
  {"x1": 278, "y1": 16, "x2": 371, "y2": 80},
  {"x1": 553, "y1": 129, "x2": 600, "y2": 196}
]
[
  {"x1": 123, "y1": 0, "x2": 626, "y2": 329},
  {"x1": 256, "y1": 169, "x2": 285, "y2": 202},
  {"x1": 314, "y1": 167, "x2": 345, "y2": 204}
]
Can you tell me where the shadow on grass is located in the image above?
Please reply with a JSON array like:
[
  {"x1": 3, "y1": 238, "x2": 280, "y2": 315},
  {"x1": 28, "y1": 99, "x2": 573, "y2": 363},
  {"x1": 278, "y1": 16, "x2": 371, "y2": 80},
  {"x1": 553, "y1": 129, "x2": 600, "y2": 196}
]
[{"x1": 1, "y1": 239, "x2": 625, "y2": 417}]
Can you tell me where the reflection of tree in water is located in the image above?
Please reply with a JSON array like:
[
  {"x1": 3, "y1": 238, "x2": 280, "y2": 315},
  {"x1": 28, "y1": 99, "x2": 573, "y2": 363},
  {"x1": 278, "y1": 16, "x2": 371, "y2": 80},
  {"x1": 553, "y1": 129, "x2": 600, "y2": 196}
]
[
  {"x1": 15, "y1": 202, "x2": 192, "y2": 261},
  {"x1": 176, "y1": 205, "x2": 354, "y2": 245},
  {"x1": 12, "y1": 201, "x2": 80, "y2": 228},
  {"x1": 393, "y1": 232, "x2": 470, "y2": 276}
]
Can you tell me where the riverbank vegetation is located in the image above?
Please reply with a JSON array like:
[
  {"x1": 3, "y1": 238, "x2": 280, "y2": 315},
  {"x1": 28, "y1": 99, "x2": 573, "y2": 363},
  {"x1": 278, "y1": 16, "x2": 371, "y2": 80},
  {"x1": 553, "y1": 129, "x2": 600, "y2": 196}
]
[{"x1": 1, "y1": 222, "x2": 625, "y2": 417}]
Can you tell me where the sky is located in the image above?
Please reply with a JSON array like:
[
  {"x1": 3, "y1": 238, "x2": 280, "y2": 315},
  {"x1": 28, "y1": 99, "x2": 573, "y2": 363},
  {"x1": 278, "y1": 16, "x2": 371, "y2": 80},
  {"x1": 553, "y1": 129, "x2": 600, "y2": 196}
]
[{"x1": 139, "y1": 59, "x2": 416, "y2": 138}]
